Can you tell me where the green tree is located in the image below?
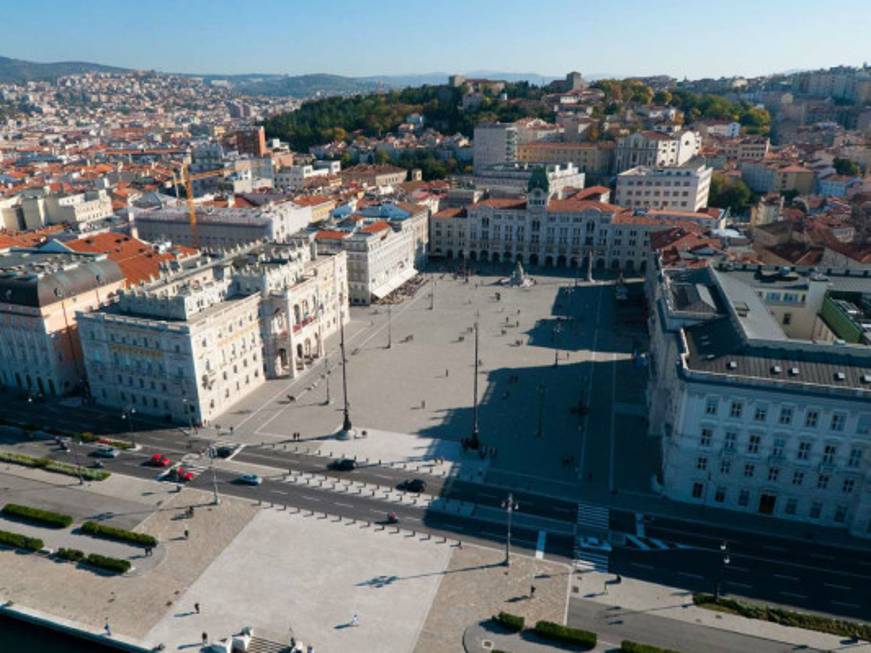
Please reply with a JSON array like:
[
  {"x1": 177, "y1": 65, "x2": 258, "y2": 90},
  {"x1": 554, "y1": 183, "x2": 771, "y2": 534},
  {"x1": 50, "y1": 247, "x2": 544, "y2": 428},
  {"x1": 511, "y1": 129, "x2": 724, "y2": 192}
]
[
  {"x1": 833, "y1": 157, "x2": 860, "y2": 176},
  {"x1": 709, "y1": 173, "x2": 753, "y2": 213},
  {"x1": 653, "y1": 90, "x2": 672, "y2": 105}
]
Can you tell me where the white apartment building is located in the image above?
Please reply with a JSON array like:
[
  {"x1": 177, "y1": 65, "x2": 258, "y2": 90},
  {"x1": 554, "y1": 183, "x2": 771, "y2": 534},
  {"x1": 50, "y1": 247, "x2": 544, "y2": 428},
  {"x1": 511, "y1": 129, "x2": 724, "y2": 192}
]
[
  {"x1": 21, "y1": 190, "x2": 114, "y2": 230},
  {"x1": 275, "y1": 161, "x2": 341, "y2": 191},
  {"x1": 647, "y1": 261, "x2": 871, "y2": 537},
  {"x1": 430, "y1": 186, "x2": 670, "y2": 273},
  {"x1": 314, "y1": 220, "x2": 416, "y2": 305},
  {"x1": 134, "y1": 201, "x2": 312, "y2": 249},
  {"x1": 614, "y1": 130, "x2": 701, "y2": 173},
  {"x1": 78, "y1": 241, "x2": 348, "y2": 426},
  {"x1": 473, "y1": 122, "x2": 519, "y2": 173},
  {"x1": 616, "y1": 162, "x2": 712, "y2": 212},
  {"x1": 0, "y1": 249, "x2": 125, "y2": 397},
  {"x1": 472, "y1": 162, "x2": 585, "y2": 197}
]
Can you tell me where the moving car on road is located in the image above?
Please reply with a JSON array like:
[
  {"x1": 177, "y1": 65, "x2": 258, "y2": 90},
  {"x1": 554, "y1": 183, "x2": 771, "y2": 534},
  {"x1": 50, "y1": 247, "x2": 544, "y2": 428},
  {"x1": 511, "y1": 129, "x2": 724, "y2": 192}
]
[
  {"x1": 174, "y1": 466, "x2": 195, "y2": 482},
  {"x1": 93, "y1": 446, "x2": 120, "y2": 459},
  {"x1": 148, "y1": 453, "x2": 172, "y2": 467},
  {"x1": 328, "y1": 458, "x2": 357, "y2": 472},
  {"x1": 398, "y1": 478, "x2": 426, "y2": 493},
  {"x1": 386, "y1": 512, "x2": 399, "y2": 524},
  {"x1": 236, "y1": 473, "x2": 263, "y2": 486}
]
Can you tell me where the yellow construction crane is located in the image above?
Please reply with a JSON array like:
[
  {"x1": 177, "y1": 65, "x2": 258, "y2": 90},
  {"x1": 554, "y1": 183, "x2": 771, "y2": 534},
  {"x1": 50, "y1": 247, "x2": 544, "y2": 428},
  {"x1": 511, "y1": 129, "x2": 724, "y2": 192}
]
[{"x1": 172, "y1": 163, "x2": 226, "y2": 247}]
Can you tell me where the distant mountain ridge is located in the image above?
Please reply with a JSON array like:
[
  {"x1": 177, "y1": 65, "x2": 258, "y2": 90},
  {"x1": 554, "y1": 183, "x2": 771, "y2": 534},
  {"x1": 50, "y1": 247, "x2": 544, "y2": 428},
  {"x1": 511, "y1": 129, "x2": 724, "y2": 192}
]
[
  {"x1": 0, "y1": 55, "x2": 583, "y2": 95},
  {"x1": 0, "y1": 56, "x2": 128, "y2": 82}
]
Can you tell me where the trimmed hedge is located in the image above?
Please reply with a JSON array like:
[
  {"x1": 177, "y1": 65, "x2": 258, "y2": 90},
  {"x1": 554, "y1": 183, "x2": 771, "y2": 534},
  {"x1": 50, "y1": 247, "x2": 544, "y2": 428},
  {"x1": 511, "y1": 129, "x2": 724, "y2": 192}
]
[
  {"x1": 85, "y1": 553, "x2": 131, "y2": 574},
  {"x1": 81, "y1": 521, "x2": 157, "y2": 548},
  {"x1": 2, "y1": 503, "x2": 73, "y2": 529},
  {"x1": 496, "y1": 611, "x2": 524, "y2": 633},
  {"x1": 694, "y1": 594, "x2": 871, "y2": 640},
  {"x1": 622, "y1": 641, "x2": 683, "y2": 653},
  {"x1": 56, "y1": 547, "x2": 85, "y2": 562},
  {"x1": 0, "y1": 451, "x2": 109, "y2": 481},
  {"x1": 534, "y1": 621, "x2": 597, "y2": 650},
  {"x1": 79, "y1": 433, "x2": 133, "y2": 450},
  {"x1": 0, "y1": 529, "x2": 43, "y2": 551}
]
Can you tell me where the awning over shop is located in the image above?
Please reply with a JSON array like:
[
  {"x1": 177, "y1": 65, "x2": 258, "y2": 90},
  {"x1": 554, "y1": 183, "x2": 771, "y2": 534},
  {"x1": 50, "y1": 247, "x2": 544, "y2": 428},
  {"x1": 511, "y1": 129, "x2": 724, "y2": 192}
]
[{"x1": 370, "y1": 266, "x2": 417, "y2": 299}]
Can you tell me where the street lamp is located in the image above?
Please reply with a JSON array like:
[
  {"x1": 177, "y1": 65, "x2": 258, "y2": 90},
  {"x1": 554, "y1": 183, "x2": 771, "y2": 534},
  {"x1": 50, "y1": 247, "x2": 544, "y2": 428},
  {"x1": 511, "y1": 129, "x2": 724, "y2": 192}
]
[
  {"x1": 339, "y1": 311, "x2": 354, "y2": 438},
  {"x1": 181, "y1": 398, "x2": 194, "y2": 436},
  {"x1": 714, "y1": 541, "x2": 730, "y2": 601},
  {"x1": 430, "y1": 279, "x2": 436, "y2": 311},
  {"x1": 323, "y1": 352, "x2": 332, "y2": 405},
  {"x1": 470, "y1": 320, "x2": 480, "y2": 448},
  {"x1": 207, "y1": 445, "x2": 220, "y2": 506},
  {"x1": 502, "y1": 492, "x2": 519, "y2": 566},
  {"x1": 386, "y1": 304, "x2": 393, "y2": 349},
  {"x1": 121, "y1": 407, "x2": 137, "y2": 448}
]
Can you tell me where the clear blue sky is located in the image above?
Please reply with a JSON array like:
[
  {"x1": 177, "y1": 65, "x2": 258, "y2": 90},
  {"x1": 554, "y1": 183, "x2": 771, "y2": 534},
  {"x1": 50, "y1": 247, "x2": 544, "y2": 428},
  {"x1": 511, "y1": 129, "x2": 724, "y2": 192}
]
[{"x1": 2, "y1": 0, "x2": 869, "y2": 79}]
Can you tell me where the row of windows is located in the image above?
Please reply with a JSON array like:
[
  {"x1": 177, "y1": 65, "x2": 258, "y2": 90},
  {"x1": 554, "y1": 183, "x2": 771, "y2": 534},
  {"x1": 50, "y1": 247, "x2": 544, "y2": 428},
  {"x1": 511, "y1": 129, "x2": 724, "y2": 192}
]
[
  {"x1": 691, "y1": 482, "x2": 856, "y2": 524},
  {"x1": 703, "y1": 398, "x2": 864, "y2": 433},
  {"x1": 697, "y1": 455, "x2": 858, "y2": 491},
  {"x1": 698, "y1": 426, "x2": 864, "y2": 466}
]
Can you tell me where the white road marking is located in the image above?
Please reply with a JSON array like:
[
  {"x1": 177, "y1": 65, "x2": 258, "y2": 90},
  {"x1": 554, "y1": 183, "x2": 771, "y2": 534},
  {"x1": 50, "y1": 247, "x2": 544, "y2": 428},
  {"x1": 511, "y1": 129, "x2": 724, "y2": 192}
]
[
  {"x1": 678, "y1": 572, "x2": 704, "y2": 580},
  {"x1": 831, "y1": 600, "x2": 861, "y2": 609},
  {"x1": 726, "y1": 581, "x2": 753, "y2": 589},
  {"x1": 823, "y1": 583, "x2": 852, "y2": 591},
  {"x1": 535, "y1": 530, "x2": 547, "y2": 559},
  {"x1": 773, "y1": 574, "x2": 799, "y2": 582},
  {"x1": 649, "y1": 538, "x2": 669, "y2": 550},
  {"x1": 625, "y1": 535, "x2": 650, "y2": 551}
]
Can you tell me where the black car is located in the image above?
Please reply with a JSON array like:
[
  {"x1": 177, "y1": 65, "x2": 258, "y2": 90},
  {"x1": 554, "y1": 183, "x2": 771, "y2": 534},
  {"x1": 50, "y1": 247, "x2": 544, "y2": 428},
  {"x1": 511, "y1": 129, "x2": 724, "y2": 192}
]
[
  {"x1": 329, "y1": 458, "x2": 357, "y2": 472},
  {"x1": 215, "y1": 445, "x2": 235, "y2": 459},
  {"x1": 399, "y1": 478, "x2": 426, "y2": 493}
]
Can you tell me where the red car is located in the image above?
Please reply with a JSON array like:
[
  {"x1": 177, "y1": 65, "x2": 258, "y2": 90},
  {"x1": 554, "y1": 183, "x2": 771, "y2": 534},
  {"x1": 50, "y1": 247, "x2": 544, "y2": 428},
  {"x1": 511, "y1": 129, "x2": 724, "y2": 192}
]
[
  {"x1": 149, "y1": 453, "x2": 172, "y2": 467},
  {"x1": 175, "y1": 466, "x2": 194, "y2": 482}
]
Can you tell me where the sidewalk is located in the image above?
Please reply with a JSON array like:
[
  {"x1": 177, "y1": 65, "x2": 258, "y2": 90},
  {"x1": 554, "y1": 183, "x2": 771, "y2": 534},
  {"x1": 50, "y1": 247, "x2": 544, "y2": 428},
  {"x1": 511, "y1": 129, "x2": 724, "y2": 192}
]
[{"x1": 570, "y1": 571, "x2": 871, "y2": 652}]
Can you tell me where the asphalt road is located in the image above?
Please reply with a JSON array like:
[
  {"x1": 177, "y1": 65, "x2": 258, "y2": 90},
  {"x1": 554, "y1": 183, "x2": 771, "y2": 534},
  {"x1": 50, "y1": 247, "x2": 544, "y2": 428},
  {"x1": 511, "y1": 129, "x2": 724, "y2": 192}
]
[
  {"x1": 609, "y1": 511, "x2": 871, "y2": 621},
  {"x1": 28, "y1": 439, "x2": 576, "y2": 564},
  {"x1": 567, "y1": 598, "x2": 831, "y2": 653}
]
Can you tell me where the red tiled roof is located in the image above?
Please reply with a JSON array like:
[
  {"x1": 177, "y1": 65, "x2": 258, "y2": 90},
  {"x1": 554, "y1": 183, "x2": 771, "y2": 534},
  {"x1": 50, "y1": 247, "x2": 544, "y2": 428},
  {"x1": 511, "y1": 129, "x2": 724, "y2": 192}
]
[
  {"x1": 433, "y1": 207, "x2": 467, "y2": 219},
  {"x1": 360, "y1": 220, "x2": 391, "y2": 234},
  {"x1": 314, "y1": 230, "x2": 348, "y2": 241},
  {"x1": 65, "y1": 233, "x2": 197, "y2": 286}
]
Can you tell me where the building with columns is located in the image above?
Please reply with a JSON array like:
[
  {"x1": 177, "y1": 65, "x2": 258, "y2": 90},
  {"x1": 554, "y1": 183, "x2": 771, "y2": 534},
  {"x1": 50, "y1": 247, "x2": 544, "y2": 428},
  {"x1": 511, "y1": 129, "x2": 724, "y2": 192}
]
[
  {"x1": 647, "y1": 260, "x2": 871, "y2": 537},
  {"x1": 78, "y1": 241, "x2": 347, "y2": 426}
]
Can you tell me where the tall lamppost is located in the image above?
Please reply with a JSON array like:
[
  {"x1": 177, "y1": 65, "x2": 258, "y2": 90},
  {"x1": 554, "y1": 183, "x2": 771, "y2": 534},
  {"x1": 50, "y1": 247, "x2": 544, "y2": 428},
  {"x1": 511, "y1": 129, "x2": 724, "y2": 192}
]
[
  {"x1": 339, "y1": 311, "x2": 354, "y2": 437},
  {"x1": 121, "y1": 406, "x2": 137, "y2": 448},
  {"x1": 386, "y1": 304, "x2": 393, "y2": 349},
  {"x1": 207, "y1": 445, "x2": 220, "y2": 506},
  {"x1": 430, "y1": 279, "x2": 436, "y2": 310},
  {"x1": 714, "y1": 541, "x2": 730, "y2": 601},
  {"x1": 323, "y1": 353, "x2": 332, "y2": 405},
  {"x1": 181, "y1": 398, "x2": 194, "y2": 436},
  {"x1": 470, "y1": 320, "x2": 480, "y2": 448},
  {"x1": 502, "y1": 492, "x2": 519, "y2": 566}
]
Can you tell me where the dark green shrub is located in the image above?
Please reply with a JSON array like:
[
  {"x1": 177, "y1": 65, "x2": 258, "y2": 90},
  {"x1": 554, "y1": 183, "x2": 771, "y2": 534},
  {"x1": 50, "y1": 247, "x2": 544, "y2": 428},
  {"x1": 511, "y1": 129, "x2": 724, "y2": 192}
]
[
  {"x1": 496, "y1": 611, "x2": 524, "y2": 632},
  {"x1": 0, "y1": 529, "x2": 43, "y2": 551},
  {"x1": 2, "y1": 503, "x2": 73, "y2": 529},
  {"x1": 56, "y1": 548, "x2": 85, "y2": 562},
  {"x1": 81, "y1": 521, "x2": 157, "y2": 547},
  {"x1": 0, "y1": 452, "x2": 50, "y2": 468},
  {"x1": 622, "y1": 641, "x2": 683, "y2": 653},
  {"x1": 85, "y1": 553, "x2": 131, "y2": 574},
  {"x1": 694, "y1": 594, "x2": 871, "y2": 640},
  {"x1": 534, "y1": 621, "x2": 597, "y2": 649}
]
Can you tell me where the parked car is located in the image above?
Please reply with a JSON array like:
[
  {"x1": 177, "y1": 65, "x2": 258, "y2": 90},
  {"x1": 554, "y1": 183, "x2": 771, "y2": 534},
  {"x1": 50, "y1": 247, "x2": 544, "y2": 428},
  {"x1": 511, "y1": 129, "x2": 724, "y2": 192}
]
[
  {"x1": 93, "y1": 447, "x2": 120, "y2": 459},
  {"x1": 175, "y1": 466, "x2": 194, "y2": 482},
  {"x1": 398, "y1": 478, "x2": 426, "y2": 493},
  {"x1": 328, "y1": 458, "x2": 356, "y2": 472},
  {"x1": 215, "y1": 445, "x2": 235, "y2": 459},
  {"x1": 237, "y1": 473, "x2": 262, "y2": 486},
  {"x1": 148, "y1": 453, "x2": 172, "y2": 467}
]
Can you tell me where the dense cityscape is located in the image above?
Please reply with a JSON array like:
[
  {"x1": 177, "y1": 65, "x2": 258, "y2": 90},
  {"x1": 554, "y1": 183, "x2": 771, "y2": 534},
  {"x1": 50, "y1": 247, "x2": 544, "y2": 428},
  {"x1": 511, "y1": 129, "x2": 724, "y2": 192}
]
[{"x1": 0, "y1": 4, "x2": 870, "y2": 653}]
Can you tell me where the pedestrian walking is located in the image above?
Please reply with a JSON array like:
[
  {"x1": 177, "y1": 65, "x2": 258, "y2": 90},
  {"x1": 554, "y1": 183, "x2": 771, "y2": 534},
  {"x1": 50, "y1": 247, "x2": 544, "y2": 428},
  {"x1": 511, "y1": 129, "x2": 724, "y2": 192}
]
[
  {"x1": 202, "y1": 632, "x2": 208, "y2": 645},
  {"x1": 104, "y1": 620, "x2": 111, "y2": 637},
  {"x1": 307, "y1": 646, "x2": 314, "y2": 653},
  {"x1": 351, "y1": 613, "x2": 359, "y2": 627},
  {"x1": 445, "y1": 368, "x2": 449, "y2": 377},
  {"x1": 421, "y1": 399, "x2": 426, "y2": 409},
  {"x1": 184, "y1": 528, "x2": 189, "y2": 540},
  {"x1": 530, "y1": 585, "x2": 536, "y2": 598},
  {"x1": 194, "y1": 602, "x2": 200, "y2": 614}
]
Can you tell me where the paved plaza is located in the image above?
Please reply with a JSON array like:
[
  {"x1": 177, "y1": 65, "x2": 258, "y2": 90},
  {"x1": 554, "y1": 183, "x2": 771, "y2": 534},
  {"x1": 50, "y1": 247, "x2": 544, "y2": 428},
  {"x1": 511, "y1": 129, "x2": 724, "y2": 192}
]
[
  {"x1": 145, "y1": 504, "x2": 453, "y2": 652},
  {"x1": 213, "y1": 266, "x2": 655, "y2": 499}
]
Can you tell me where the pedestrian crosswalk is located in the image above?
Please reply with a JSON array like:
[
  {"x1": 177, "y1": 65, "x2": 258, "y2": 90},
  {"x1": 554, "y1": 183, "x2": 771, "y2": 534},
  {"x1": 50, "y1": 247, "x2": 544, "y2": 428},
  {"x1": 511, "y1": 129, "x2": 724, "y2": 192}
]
[
  {"x1": 573, "y1": 546, "x2": 611, "y2": 572},
  {"x1": 574, "y1": 502, "x2": 611, "y2": 572},
  {"x1": 576, "y1": 501, "x2": 610, "y2": 533},
  {"x1": 247, "y1": 637, "x2": 293, "y2": 653}
]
